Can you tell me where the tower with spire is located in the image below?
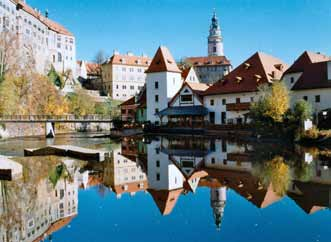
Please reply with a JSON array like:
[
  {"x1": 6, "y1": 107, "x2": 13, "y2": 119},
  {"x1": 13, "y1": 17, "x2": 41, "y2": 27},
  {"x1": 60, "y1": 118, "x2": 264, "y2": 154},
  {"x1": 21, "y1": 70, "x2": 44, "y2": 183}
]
[
  {"x1": 210, "y1": 187, "x2": 226, "y2": 230},
  {"x1": 208, "y1": 11, "x2": 224, "y2": 56}
]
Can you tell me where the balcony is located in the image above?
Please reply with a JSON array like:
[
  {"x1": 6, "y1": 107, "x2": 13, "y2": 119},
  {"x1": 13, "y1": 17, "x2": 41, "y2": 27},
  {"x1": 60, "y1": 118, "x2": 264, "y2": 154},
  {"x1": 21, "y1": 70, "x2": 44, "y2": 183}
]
[{"x1": 226, "y1": 102, "x2": 251, "y2": 111}]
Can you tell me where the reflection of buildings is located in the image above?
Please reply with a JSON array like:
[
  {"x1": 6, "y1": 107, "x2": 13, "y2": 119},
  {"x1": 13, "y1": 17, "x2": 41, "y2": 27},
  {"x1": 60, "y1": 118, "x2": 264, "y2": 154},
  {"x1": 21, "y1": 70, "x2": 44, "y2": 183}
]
[
  {"x1": 0, "y1": 159, "x2": 80, "y2": 242},
  {"x1": 211, "y1": 187, "x2": 226, "y2": 230},
  {"x1": 103, "y1": 144, "x2": 148, "y2": 199}
]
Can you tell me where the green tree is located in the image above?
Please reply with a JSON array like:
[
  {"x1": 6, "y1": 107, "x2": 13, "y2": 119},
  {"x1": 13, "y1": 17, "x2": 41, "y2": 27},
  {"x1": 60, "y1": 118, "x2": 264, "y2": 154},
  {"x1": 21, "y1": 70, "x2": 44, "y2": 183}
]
[
  {"x1": 47, "y1": 65, "x2": 64, "y2": 89},
  {"x1": 67, "y1": 89, "x2": 95, "y2": 115}
]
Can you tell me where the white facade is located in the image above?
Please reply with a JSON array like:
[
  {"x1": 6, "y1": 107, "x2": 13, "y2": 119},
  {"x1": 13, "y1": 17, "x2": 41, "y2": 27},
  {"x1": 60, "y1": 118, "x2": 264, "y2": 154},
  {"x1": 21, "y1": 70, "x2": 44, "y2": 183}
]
[
  {"x1": 147, "y1": 139, "x2": 184, "y2": 191},
  {"x1": 0, "y1": 0, "x2": 76, "y2": 76},
  {"x1": 146, "y1": 72, "x2": 183, "y2": 124},
  {"x1": 102, "y1": 52, "x2": 150, "y2": 101},
  {"x1": 204, "y1": 92, "x2": 258, "y2": 125},
  {"x1": 170, "y1": 85, "x2": 204, "y2": 107},
  {"x1": 183, "y1": 67, "x2": 199, "y2": 83},
  {"x1": 291, "y1": 89, "x2": 331, "y2": 113}
]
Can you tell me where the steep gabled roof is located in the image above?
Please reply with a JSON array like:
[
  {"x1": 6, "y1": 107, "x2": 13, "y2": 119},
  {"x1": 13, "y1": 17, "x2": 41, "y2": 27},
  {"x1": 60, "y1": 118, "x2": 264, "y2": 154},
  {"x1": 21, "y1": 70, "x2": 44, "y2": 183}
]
[
  {"x1": 148, "y1": 188, "x2": 183, "y2": 215},
  {"x1": 185, "y1": 56, "x2": 231, "y2": 66},
  {"x1": 284, "y1": 51, "x2": 330, "y2": 75},
  {"x1": 169, "y1": 81, "x2": 209, "y2": 106},
  {"x1": 203, "y1": 52, "x2": 288, "y2": 96},
  {"x1": 145, "y1": 46, "x2": 181, "y2": 73},
  {"x1": 292, "y1": 61, "x2": 331, "y2": 90}
]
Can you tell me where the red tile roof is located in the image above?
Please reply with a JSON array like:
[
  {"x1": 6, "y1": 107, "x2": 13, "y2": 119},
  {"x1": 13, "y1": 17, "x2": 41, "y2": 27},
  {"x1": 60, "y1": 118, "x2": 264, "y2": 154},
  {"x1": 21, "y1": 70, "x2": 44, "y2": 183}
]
[
  {"x1": 181, "y1": 67, "x2": 191, "y2": 80},
  {"x1": 203, "y1": 52, "x2": 288, "y2": 96},
  {"x1": 292, "y1": 61, "x2": 331, "y2": 90},
  {"x1": 86, "y1": 62, "x2": 101, "y2": 75},
  {"x1": 107, "y1": 54, "x2": 151, "y2": 67},
  {"x1": 185, "y1": 56, "x2": 231, "y2": 67},
  {"x1": 120, "y1": 96, "x2": 136, "y2": 107},
  {"x1": 145, "y1": 46, "x2": 181, "y2": 73},
  {"x1": 14, "y1": 0, "x2": 73, "y2": 36},
  {"x1": 284, "y1": 51, "x2": 330, "y2": 75}
]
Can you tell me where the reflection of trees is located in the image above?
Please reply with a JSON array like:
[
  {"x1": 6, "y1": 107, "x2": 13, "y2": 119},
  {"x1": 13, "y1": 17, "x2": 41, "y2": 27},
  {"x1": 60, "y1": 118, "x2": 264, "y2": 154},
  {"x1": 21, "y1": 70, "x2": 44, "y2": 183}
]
[{"x1": 253, "y1": 156, "x2": 291, "y2": 196}]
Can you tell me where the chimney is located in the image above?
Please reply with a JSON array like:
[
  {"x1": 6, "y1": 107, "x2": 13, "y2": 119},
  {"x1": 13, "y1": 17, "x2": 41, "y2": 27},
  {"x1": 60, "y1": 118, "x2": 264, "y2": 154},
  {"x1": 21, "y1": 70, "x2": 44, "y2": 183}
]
[
  {"x1": 45, "y1": 9, "x2": 49, "y2": 18},
  {"x1": 127, "y1": 51, "x2": 133, "y2": 56},
  {"x1": 328, "y1": 61, "x2": 331, "y2": 80},
  {"x1": 113, "y1": 49, "x2": 119, "y2": 55}
]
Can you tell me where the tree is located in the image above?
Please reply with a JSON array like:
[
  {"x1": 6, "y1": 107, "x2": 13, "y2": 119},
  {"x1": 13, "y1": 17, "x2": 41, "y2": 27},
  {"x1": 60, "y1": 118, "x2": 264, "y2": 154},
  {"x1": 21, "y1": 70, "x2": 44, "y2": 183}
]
[
  {"x1": 94, "y1": 50, "x2": 107, "y2": 65},
  {"x1": 67, "y1": 89, "x2": 95, "y2": 115},
  {"x1": 47, "y1": 65, "x2": 64, "y2": 89},
  {"x1": 292, "y1": 100, "x2": 312, "y2": 123}
]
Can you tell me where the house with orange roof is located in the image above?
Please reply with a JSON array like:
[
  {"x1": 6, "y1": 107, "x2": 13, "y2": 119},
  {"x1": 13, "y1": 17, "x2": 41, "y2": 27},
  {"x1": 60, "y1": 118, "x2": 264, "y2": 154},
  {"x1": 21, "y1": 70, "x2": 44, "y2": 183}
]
[
  {"x1": 102, "y1": 50, "x2": 151, "y2": 101},
  {"x1": 76, "y1": 60, "x2": 102, "y2": 90},
  {"x1": 282, "y1": 51, "x2": 331, "y2": 114},
  {"x1": 203, "y1": 52, "x2": 288, "y2": 125},
  {"x1": 181, "y1": 66, "x2": 200, "y2": 83},
  {"x1": 146, "y1": 46, "x2": 183, "y2": 125}
]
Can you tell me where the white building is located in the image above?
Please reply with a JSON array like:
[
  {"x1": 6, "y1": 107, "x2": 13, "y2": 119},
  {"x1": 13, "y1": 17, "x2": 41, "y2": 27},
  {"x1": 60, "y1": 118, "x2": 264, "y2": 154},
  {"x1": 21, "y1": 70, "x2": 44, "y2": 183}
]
[
  {"x1": 0, "y1": 0, "x2": 76, "y2": 76},
  {"x1": 146, "y1": 46, "x2": 183, "y2": 124},
  {"x1": 101, "y1": 51, "x2": 151, "y2": 101},
  {"x1": 203, "y1": 52, "x2": 288, "y2": 125},
  {"x1": 282, "y1": 51, "x2": 331, "y2": 114}
]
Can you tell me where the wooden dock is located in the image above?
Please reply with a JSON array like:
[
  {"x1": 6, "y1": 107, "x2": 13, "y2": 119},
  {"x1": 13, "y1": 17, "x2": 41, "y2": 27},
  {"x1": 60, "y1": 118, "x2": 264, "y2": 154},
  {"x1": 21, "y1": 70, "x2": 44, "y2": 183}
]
[{"x1": 24, "y1": 145, "x2": 109, "y2": 162}]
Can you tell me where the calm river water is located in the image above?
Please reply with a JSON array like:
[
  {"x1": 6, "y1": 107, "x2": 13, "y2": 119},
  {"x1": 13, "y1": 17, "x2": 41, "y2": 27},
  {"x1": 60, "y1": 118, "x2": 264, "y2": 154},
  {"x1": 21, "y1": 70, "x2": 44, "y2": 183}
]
[{"x1": 0, "y1": 133, "x2": 330, "y2": 242}]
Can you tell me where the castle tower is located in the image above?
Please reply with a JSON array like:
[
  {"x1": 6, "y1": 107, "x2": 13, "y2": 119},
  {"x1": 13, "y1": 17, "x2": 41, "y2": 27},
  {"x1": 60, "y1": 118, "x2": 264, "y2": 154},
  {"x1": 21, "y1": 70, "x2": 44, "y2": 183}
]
[
  {"x1": 210, "y1": 187, "x2": 226, "y2": 230},
  {"x1": 208, "y1": 11, "x2": 224, "y2": 56},
  {"x1": 145, "y1": 46, "x2": 183, "y2": 124}
]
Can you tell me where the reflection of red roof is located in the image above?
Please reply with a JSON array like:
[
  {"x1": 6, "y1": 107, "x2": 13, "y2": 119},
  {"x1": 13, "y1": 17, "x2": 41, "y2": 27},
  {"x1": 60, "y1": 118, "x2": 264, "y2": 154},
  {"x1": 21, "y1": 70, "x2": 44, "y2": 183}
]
[
  {"x1": 148, "y1": 188, "x2": 183, "y2": 215},
  {"x1": 87, "y1": 175, "x2": 102, "y2": 187},
  {"x1": 292, "y1": 61, "x2": 331, "y2": 90},
  {"x1": 186, "y1": 56, "x2": 231, "y2": 66},
  {"x1": 203, "y1": 52, "x2": 288, "y2": 96},
  {"x1": 112, "y1": 180, "x2": 148, "y2": 195},
  {"x1": 145, "y1": 46, "x2": 181, "y2": 73},
  {"x1": 284, "y1": 51, "x2": 330, "y2": 75},
  {"x1": 14, "y1": 0, "x2": 73, "y2": 36},
  {"x1": 33, "y1": 215, "x2": 76, "y2": 242}
]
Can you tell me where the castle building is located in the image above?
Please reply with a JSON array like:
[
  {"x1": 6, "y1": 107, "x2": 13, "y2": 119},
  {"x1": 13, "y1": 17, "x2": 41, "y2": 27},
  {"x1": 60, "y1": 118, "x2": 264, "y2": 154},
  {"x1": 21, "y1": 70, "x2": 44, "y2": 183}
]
[
  {"x1": 186, "y1": 11, "x2": 231, "y2": 84},
  {"x1": 0, "y1": 0, "x2": 76, "y2": 77},
  {"x1": 101, "y1": 51, "x2": 151, "y2": 101}
]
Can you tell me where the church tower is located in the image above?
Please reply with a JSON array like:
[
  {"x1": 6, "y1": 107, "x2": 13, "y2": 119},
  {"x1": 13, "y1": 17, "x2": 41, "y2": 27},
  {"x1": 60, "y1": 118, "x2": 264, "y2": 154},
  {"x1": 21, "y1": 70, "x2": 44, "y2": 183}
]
[
  {"x1": 208, "y1": 11, "x2": 224, "y2": 56},
  {"x1": 210, "y1": 187, "x2": 226, "y2": 230}
]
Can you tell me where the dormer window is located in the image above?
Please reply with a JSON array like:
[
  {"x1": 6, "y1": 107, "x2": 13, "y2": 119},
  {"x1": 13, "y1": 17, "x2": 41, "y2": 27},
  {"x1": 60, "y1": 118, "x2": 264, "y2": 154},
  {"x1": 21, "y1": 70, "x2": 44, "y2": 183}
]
[
  {"x1": 274, "y1": 64, "x2": 283, "y2": 71},
  {"x1": 167, "y1": 59, "x2": 172, "y2": 64},
  {"x1": 254, "y1": 74, "x2": 262, "y2": 82},
  {"x1": 236, "y1": 76, "x2": 242, "y2": 83},
  {"x1": 244, "y1": 63, "x2": 251, "y2": 69}
]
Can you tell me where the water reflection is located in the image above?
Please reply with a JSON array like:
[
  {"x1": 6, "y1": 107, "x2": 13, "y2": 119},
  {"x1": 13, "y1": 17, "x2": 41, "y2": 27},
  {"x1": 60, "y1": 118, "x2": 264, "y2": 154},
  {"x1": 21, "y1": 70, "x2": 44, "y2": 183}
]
[{"x1": 1, "y1": 136, "x2": 331, "y2": 241}]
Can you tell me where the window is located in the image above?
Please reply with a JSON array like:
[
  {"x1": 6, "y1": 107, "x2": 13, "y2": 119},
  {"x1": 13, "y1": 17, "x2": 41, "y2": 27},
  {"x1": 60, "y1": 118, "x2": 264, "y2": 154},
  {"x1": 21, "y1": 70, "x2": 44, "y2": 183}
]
[
  {"x1": 156, "y1": 173, "x2": 160, "y2": 181},
  {"x1": 155, "y1": 108, "x2": 159, "y2": 114},
  {"x1": 130, "y1": 85, "x2": 134, "y2": 90},
  {"x1": 122, "y1": 85, "x2": 126, "y2": 89},
  {"x1": 155, "y1": 81, "x2": 159, "y2": 89},
  {"x1": 250, "y1": 97, "x2": 254, "y2": 102},
  {"x1": 236, "y1": 98, "x2": 240, "y2": 104},
  {"x1": 155, "y1": 95, "x2": 159, "y2": 102},
  {"x1": 57, "y1": 52, "x2": 62, "y2": 62},
  {"x1": 290, "y1": 77, "x2": 295, "y2": 84},
  {"x1": 211, "y1": 158, "x2": 215, "y2": 164},
  {"x1": 156, "y1": 160, "x2": 160, "y2": 167},
  {"x1": 180, "y1": 94, "x2": 193, "y2": 102},
  {"x1": 303, "y1": 96, "x2": 308, "y2": 101},
  {"x1": 222, "y1": 99, "x2": 226, "y2": 105},
  {"x1": 210, "y1": 99, "x2": 214, "y2": 106},
  {"x1": 315, "y1": 95, "x2": 321, "y2": 103},
  {"x1": 213, "y1": 46, "x2": 217, "y2": 52}
]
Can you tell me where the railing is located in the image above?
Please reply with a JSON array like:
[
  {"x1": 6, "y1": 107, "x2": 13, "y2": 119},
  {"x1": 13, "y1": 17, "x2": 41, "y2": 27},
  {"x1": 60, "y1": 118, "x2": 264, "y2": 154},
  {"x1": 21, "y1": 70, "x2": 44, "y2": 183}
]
[
  {"x1": 0, "y1": 115, "x2": 113, "y2": 122},
  {"x1": 226, "y1": 102, "x2": 251, "y2": 111}
]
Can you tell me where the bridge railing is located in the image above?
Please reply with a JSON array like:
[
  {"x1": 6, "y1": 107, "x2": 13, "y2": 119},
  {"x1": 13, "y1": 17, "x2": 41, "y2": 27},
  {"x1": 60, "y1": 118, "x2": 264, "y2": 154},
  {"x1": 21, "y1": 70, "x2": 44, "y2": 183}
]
[{"x1": 0, "y1": 114, "x2": 113, "y2": 121}]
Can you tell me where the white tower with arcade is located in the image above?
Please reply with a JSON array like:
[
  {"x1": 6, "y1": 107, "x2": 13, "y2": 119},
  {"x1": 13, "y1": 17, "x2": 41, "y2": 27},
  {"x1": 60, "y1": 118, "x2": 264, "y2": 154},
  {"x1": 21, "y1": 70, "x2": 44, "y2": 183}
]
[{"x1": 208, "y1": 11, "x2": 224, "y2": 56}]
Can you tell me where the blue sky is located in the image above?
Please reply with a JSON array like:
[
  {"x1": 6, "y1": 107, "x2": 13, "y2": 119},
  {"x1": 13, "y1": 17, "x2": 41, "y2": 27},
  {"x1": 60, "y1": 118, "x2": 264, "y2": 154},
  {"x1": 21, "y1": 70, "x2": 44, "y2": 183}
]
[{"x1": 29, "y1": 0, "x2": 331, "y2": 66}]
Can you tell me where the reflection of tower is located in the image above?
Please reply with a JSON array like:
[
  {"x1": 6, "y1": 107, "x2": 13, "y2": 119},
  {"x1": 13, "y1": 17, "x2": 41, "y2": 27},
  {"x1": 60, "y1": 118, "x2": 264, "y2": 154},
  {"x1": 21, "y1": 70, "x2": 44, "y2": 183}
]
[{"x1": 210, "y1": 187, "x2": 226, "y2": 230}]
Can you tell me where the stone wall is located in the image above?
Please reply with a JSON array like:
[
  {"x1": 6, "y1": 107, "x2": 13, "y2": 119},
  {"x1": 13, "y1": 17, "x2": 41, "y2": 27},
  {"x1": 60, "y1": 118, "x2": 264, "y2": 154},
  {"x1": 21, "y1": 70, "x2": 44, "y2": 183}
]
[{"x1": 0, "y1": 122, "x2": 112, "y2": 139}]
